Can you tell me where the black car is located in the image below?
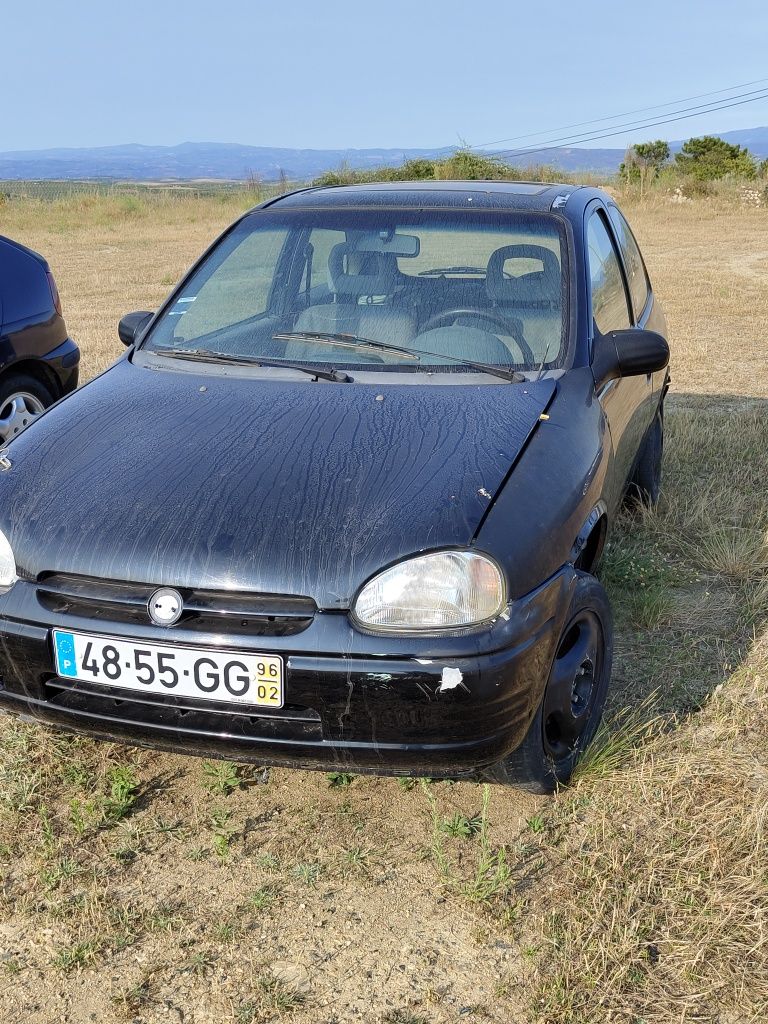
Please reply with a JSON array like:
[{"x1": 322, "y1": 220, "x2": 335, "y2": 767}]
[
  {"x1": 0, "y1": 182, "x2": 668, "y2": 791},
  {"x1": 0, "y1": 235, "x2": 79, "y2": 443}
]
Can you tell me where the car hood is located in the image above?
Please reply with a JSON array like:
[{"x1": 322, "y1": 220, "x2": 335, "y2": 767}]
[{"x1": 0, "y1": 360, "x2": 555, "y2": 608}]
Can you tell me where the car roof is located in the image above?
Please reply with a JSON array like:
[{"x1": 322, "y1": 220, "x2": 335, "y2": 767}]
[{"x1": 257, "y1": 180, "x2": 608, "y2": 215}]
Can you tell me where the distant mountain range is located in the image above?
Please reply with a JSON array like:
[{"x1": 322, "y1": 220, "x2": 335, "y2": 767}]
[{"x1": 1, "y1": 128, "x2": 767, "y2": 182}]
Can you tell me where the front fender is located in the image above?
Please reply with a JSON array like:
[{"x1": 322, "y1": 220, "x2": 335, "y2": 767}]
[{"x1": 476, "y1": 367, "x2": 613, "y2": 600}]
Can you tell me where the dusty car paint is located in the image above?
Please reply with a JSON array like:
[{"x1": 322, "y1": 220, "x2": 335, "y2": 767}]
[{"x1": 0, "y1": 360, "x2": 556, "y2": 606}]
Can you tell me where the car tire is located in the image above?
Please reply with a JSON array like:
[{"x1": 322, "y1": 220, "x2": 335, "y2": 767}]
[
  {"x1": 628, "y1": 403, "x2": 663, "y2": 507},
  {"x1": 491, "y1": 572, "x2": 613, "y2": 794},
  {"x1": 0, "y1": 374, "x2": 55, "y2": 446}
]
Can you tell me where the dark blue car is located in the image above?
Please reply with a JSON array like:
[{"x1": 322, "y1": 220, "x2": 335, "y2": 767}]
[
  {"x1": 0, "y1": 182, "x2": 668, "y2": 791},
  {"x1": 0, "y1": 235, "x2": 79, "y2": 443}
]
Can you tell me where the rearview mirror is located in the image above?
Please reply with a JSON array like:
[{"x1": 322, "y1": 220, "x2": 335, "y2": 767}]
[
  {"x1": 592, "y1": 329, "x2": 669, "y2": 391},
  {"x1": 118, "y1": 311, "x2": 153, "y2": 347},
  {"x1": 351, "y1": 232, "x2": 420, "y2": 257}
]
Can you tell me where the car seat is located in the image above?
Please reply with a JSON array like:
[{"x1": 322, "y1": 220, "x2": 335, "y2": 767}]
[
  {"x1": 485, "y1": 244, "x2": 563, "y2": 363},
  {"x1": 291, "y1": 243, "x2": 416, "y2": 351}
]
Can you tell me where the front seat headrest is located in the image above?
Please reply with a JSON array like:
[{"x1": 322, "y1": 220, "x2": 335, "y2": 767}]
[
  {"x1": 328, "y1": 243, "x2": 399, "y2": 300},
  {"x1": 486, "y1": 244, "x2": 561, "y2": 306}
]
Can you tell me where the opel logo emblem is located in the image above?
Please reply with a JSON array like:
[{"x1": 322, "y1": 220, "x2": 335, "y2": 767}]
[{"x1": 148, "y1": 587, "x2": 183, "y2": 627}]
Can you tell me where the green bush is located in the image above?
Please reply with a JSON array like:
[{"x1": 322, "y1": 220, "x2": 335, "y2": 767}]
[
  {"x1": 674, "y1": 136, "x2": 757, "y2": 181},
  {"x1": 310, "y1": 148, "x2": 569, "y2": 187},
  {"x1": 399, "y1": 158, "x2": 436, "y2": 180},
  {"x1": 438, "y1": 148, "x2": 519, "y2": 180}
]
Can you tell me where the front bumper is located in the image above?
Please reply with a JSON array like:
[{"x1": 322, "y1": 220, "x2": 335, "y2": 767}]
[{"x1": 0, "y1": 568, "x2": 576, "y2": 777}]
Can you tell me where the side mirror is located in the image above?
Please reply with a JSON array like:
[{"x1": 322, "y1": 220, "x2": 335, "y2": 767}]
[
  {"x1": 118, "y1": 311, "x2": 153, "y2": 347},
  {"x1": 592, "y1": 328, "x2": 669, "y2": 391}
]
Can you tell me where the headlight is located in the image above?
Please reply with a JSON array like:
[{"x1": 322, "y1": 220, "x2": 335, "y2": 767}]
[
  {"x1": 352, "y1": 550, "x2": 505, "y2": 632},
  {"x1": 0, "y1": 529, "x2": 16, "y2": 589}
]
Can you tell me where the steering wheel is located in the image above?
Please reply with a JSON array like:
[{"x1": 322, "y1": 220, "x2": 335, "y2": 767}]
[{"x1": 418, "y1": 308, "x2": 536, "y2": 366}]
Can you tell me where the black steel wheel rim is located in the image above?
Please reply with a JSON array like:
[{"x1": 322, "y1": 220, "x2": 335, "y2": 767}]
[{"x1": 542, "y1": 609, "x2": 604, "y2": 762}]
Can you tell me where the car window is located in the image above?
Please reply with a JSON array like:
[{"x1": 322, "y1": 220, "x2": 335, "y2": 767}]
[
  {"x1": 607, "y1": 207, "x2": 650, "y2": 322},
  {"x1": 167, "y1": 228, "x2": 290, "y2": 340},
  {"x1": 145, "y1": 209, "x2": 570, "y2": 374},
  {"x1": 587, "y1": 212, "x2": 631, "y2": 334}
]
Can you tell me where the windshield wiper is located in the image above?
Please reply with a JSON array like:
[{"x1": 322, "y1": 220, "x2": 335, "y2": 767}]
[
  {"x1": 273, "y1": 331, "x2": 420, "y2": 362},
  {"x1": 152, "y1": 347, "x2": 353, "y2": 382},
  {"x1": 272, "y1": 331, "x2": 525, "y2": 383},
  {"x1": 417, "y1": 266, "x2": 487, "y2": 277}
]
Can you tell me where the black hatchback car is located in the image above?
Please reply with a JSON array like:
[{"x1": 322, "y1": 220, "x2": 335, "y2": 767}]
[
  {"x1": 0, "y1": 182, "x2": 668, "y2": 790},
  {"x1": 0, "y1": 235, "x2": 80, "y2": 441}
]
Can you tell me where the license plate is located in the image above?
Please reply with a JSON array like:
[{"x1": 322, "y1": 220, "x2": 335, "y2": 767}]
[{"x1": 52, "y1": 630, "x2": 283, "y2": 708}]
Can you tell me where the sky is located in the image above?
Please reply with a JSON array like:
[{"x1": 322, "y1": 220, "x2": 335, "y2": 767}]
[{"x1": 2, "y1": 0, "x2": 768, "y2": 154}]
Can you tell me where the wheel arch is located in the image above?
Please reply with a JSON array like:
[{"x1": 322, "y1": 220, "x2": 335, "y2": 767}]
[
  {"x1": 0, "y1": 359, "x2": 62, "y2": 400},
  {"x1": 571, "y1": 501, "x2": 608, "y2": 574}
]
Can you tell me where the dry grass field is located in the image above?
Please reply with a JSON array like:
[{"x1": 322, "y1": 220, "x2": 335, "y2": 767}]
[{"x1": 0, "y1": 192, "x2": 766, "y2": 1024}]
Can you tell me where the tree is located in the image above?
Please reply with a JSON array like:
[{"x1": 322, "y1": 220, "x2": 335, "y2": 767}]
[
  {"x1": 619, "y1": 140, "x2": 670, "y2": 191},
  {"x1": 674, "y1": 136, "x2": 757, "y2": 180},
  {"x1": 634, "y1": 140, "x2": 670, "y2": 173}
]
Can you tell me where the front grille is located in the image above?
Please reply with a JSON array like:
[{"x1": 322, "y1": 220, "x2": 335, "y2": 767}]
[{"x1": 36, "y1": 573, "x2": 317, "y2": 636}]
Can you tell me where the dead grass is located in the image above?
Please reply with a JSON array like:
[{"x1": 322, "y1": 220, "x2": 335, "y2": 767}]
[
  {"x1": 1, "y1": 192, "x2": 255, "y2": 381},
  {"x1": 534, "y1": 665, "x2": 768, "y2": 1023},
  {"x1": 0, "y1": 192, "x2": 767, "y2": 1023},
  {"x1": 523, "y1": 195, "x2": 768, "y2": 1020}
]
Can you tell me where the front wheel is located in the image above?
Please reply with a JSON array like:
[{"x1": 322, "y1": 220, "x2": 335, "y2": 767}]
[{"x1": 492, "y1": 572, "x2": 613, "y2": 793}]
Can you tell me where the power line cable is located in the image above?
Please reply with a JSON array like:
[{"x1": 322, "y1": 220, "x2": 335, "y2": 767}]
[
  {"x1": 491, "y1": 87, "x2": 768, "y2": 158},
  {"x1": 471, "y1": 75, "x2": 768, "y2": 150},
  {"x1": 490, "y1": 88, "x2": 768, "y2": 162}
]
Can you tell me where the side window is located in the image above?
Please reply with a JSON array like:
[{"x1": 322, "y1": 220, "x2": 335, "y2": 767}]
[
  {"x1": 587, "y1": 212, "x2": 631, "y2": 334},
  {"x1": 608, "y1": 208, "x2": 650, "y2": 322}
]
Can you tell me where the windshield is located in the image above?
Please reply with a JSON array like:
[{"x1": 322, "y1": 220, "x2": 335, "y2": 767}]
[{"x1": 143, "y1": 208, "x2": 570, "y2": 374}]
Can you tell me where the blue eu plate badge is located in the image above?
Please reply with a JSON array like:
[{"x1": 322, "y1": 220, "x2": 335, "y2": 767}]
[{"x1": 53, "y1": 631, "x2": 78, "y2": 678}]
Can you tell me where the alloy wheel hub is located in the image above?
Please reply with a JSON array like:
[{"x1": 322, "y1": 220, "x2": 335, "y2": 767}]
[{"x1": 0, "y1": 393, "x2": 45, "y2": 444}]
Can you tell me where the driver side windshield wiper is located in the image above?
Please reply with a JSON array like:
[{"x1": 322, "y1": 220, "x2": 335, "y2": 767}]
[
  {"x1": 272, "y1": 331, "x2": 525, "y2": 383},
  {"x1": 151, "y1": 347, "x2": 353, "y2": 383}
]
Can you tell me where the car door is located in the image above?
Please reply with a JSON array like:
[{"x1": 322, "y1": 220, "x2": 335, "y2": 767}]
[{"x1": 586, "y1": 204, "x2": 652, "y2": 511}]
